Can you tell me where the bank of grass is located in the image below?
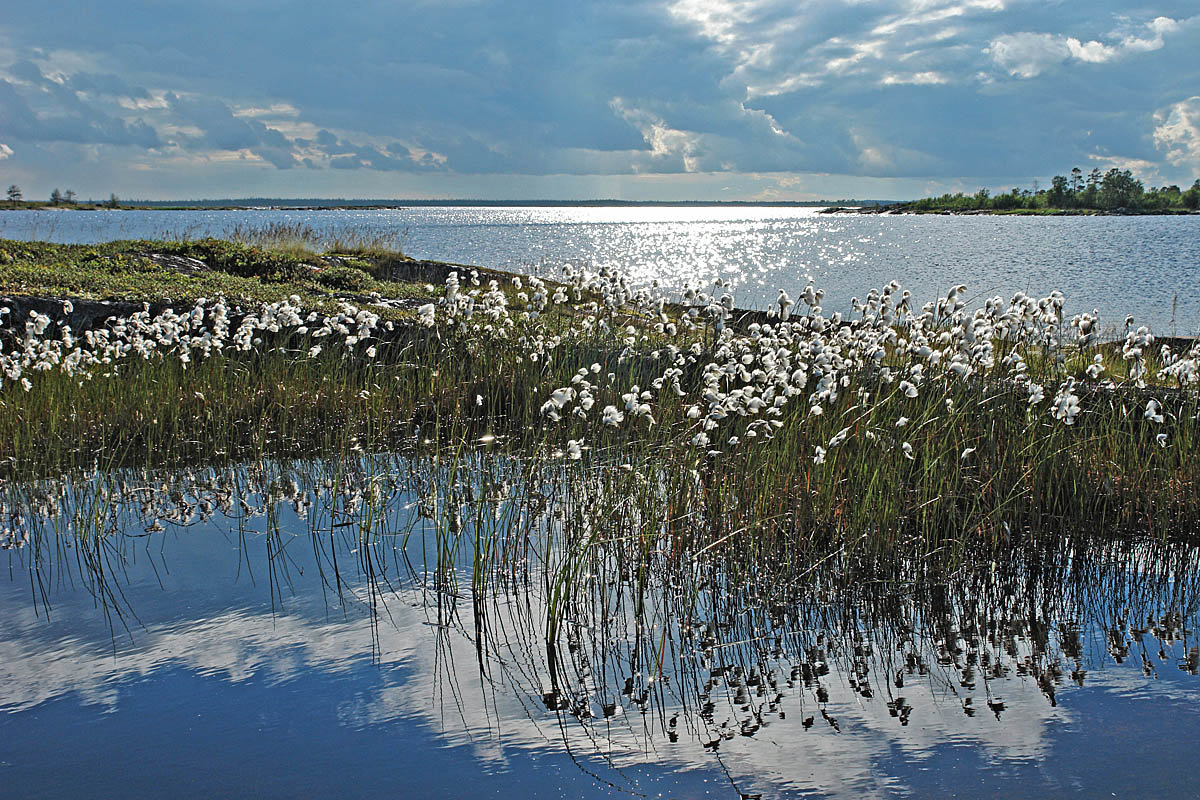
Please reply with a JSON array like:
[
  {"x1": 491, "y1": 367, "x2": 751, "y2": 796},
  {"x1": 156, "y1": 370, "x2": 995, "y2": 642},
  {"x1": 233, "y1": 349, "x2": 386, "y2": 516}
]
[
  {"x1": 1, "y1": 237, "x2": 1199, "y2": 563},
  {"x1": 0, "y1": 237, "x2": 437, "y2": 315}
]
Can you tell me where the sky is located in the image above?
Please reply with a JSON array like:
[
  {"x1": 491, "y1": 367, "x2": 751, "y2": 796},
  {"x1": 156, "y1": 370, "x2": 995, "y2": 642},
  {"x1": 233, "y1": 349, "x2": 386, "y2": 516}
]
[{"x1": 0, "y1": 0, "x2": 1198, "y2": 201}]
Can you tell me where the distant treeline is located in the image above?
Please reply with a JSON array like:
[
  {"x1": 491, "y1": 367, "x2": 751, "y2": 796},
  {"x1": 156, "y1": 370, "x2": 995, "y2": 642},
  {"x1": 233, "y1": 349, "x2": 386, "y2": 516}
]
[{"x1": 903, "y1": 168, "x2": 1200, "y2": 212}]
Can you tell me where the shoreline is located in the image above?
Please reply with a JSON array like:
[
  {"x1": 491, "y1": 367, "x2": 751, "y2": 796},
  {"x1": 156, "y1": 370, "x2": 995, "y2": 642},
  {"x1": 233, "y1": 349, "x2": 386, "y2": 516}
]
[
  {"x1": 822, "y1": 205, "x2": 1200, "y2": 216},
  {"x1": 1, "y1": 199, "x2": 861, "y2": 212}
]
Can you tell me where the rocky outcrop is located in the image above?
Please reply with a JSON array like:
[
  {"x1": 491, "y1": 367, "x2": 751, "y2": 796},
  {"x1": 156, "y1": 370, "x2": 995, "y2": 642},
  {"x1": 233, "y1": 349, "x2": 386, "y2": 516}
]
[
  {"x1": 378, "y1": 258, "x2": 515, "y2": 285},
  {"x1": 0, "y1": 296, "x2": 179, "y2": 331},
  {"x1": 144, "y1": 253, "x2": 211, "y2": 275}
]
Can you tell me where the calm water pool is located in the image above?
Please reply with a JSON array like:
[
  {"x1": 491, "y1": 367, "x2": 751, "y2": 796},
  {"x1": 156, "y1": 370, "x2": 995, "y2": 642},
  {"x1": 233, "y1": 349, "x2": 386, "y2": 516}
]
[{"x1": 3, "y1": 456, "x2": 1198, "y2": 798}]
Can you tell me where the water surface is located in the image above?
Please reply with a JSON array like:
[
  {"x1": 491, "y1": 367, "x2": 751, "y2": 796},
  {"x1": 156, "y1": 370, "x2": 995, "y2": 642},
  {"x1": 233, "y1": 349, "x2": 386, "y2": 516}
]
[
  {"x1": 2, "y1": 206, "x2": 1197, "y2": 333},
  {"x1": 3, "y1": 455, "x2": 1199, "y2": 798}
]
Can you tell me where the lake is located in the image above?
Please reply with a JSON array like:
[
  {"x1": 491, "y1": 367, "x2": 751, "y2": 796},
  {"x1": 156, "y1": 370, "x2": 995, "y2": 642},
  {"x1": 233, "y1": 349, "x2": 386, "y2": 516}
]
[{"x1": 2, "y1": 206, "x2": 1198, "y2": 335}]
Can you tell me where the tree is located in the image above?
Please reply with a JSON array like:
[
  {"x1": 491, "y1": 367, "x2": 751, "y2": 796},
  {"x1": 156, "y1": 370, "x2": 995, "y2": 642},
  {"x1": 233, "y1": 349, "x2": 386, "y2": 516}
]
[
  {"x1": 50, "y1": 188, "x2": 63, "y2": 205},
  {"x1": 1184, "y1": 179, "x2": 1200, "y2": 211},
  {"x1": 6, "y1": 184, "x2": 21, "y2": 204},
  {"x1": 1098, "y1": 168, "x2": 1144, "y2": 209},
  {"x1": 104, "y1": 193, "x2": 120, "y2": 209},
  {"x1": 1047, "y1": 175, "x2": 1070, "y2": 207},
  {"x1": 1081, "y1": 169, "x2": 1102, "y2": 207},
  {"x1": 63, "y1": 189, "x2": 76, "y2": 204},
  {"x1": 1069, "y1": 167, "x2": 1083, "y2": 194}
]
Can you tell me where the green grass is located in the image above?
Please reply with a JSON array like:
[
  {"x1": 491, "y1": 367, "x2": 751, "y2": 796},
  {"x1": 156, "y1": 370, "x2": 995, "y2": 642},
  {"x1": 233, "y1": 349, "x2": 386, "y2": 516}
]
[
  {"x1": 2, "y1": 236, "x2": 1198, "y2": 567},
  {"x1": 0, "y1": 237, "x2": 437, "y2": 315}
]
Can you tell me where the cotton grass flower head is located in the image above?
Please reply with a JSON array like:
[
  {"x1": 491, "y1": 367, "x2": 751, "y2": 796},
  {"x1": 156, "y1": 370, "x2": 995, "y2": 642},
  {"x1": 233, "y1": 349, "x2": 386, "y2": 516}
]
[
  {"x1": 417, "y1": 303, "x2": 437, "y2": 328},
  {"x1": 601, "y1": 405, "x2": 624, "y2": 427},
  {"x1": 1051, "y1": 379, "x2": 1081, "y2": 425}
]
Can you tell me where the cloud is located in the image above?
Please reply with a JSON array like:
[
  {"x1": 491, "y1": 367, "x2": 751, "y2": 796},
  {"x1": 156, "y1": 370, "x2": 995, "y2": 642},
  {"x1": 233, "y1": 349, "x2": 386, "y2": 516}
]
[
  {"x1": 67, "y1": 71, "x2": 151, "y2": 98},
  {"x1": 611, "y1": 98, "x2": 706, "y2": 172},
  {"x1": 668, "y1": 0, "x2": 1007, "y2": 96},
  {"x1": 1154, "y1": 96, "x2": 1200, "y2": 171},
  {"x1": 0, "y1": 1, "x2": 1197, "y2": 195},
  {"x1": 0, "y1": 76, "x2": 162, "y2": 148},
  {"x1": 880, "y1": 71, "x2": 950, "y2": 86},
  {"x1": 984, "y1": 32, "x2": 1072, "y2": 79},
  {"x1": 986, "y1": 16, "x2": 1189, "y2": 78},
  {"x1": 7, "y1": 59, "x2": 46, "y2": 85},
  {"x1": 0, "y1": 142, "x2": 12, "y2": 160},
  {"x1": 166, "y1": 92, "x2": 298, "y2": 168}
]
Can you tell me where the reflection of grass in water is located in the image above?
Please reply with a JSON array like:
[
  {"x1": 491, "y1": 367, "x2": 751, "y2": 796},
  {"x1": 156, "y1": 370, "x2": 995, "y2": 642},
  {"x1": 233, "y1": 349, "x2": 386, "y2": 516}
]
[{"x1": 7, "y1": 451, "x2": 1200, "y2": 792}]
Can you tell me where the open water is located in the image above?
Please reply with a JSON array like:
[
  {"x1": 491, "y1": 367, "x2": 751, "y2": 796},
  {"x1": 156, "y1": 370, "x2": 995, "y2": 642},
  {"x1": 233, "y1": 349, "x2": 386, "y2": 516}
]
[
  {"x1": 2, "y1": 454, "x2": 1200, "y2": 799},
  {"x1": 2, "y1": 206, "x2": 1198, "y2": 334}
]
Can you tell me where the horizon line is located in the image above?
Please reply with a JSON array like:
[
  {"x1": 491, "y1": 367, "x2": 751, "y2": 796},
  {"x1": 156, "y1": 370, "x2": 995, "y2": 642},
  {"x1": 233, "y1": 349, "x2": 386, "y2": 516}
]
[{"x1": 110, "y1": 197, "x2": 898, "y2": 207}]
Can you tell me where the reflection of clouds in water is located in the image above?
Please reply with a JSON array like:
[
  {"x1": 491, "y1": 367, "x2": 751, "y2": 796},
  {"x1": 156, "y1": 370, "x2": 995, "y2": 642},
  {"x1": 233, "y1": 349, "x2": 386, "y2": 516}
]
[
  {"x1": 5, "y1": 512, "x2": 1200, "y2": 799},
  {"x1": 3, "y1": 565, "x2": 1200, "y2": 798},
  {"x1": 0, "y1": 605, "x2": 404, "y2": 714}
]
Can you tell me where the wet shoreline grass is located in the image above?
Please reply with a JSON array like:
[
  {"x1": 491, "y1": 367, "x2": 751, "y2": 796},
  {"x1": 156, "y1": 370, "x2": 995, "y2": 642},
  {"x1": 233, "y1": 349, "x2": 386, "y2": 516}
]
[{"x1": 2, "y1": 236, "x2": 1199, "y2": 564}]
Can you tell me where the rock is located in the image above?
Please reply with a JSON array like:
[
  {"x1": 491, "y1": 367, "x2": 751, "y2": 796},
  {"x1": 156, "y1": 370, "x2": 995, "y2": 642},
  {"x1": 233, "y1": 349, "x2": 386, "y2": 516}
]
[
  {"x1": 146, "y1": 253, "x2": 211, "y2": 275},
  {"x1": 0, "y1": 296, "x2": 176, "y2": 331}
]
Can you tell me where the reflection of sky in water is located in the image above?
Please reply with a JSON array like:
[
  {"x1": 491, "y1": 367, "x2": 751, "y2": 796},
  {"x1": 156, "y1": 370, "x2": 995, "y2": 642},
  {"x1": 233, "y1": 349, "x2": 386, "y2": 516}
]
[
  {"x1": 3, "y1": 207, "x2": 1198, "y2": 332},
  {"x1": 3, "y1": 478, "x2": 1200, "y2": 799}
]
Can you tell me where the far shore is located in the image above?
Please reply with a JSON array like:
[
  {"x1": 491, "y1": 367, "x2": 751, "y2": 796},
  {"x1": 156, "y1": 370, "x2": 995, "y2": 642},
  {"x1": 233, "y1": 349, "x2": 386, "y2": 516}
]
[
  {"x1": 1, "y1": 199, "x2": 873, "y2": 212},
  {"x1": 822, "y1": 206, "x2": 1200, "y2": 216}
]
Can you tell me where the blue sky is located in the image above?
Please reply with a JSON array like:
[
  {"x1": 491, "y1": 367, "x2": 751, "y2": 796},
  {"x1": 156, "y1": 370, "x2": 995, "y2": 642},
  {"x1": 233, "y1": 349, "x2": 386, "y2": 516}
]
[{"x1": 0, "y1": 0, "x2": 1197, "y2": 201}]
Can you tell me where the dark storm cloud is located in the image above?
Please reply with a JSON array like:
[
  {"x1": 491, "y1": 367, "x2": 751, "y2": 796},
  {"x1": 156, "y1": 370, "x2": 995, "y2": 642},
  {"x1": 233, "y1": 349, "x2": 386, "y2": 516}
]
[{"x1": 0, "y1": 0, "x2": 1196, "y2": 189}]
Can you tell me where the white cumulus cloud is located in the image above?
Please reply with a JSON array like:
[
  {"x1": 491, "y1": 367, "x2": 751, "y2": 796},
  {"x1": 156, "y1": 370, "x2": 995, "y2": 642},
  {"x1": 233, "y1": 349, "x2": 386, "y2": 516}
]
[
  {"x1": 986, "y1": 16, "x2": 1187, "y2": 78},
  {"x1": 1154, "y1": 96, "x2": 1200, "y2": 171}
]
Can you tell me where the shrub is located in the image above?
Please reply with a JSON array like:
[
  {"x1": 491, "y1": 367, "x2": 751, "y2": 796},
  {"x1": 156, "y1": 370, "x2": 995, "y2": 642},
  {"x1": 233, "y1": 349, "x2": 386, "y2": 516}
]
[
  {"x1": 161, "y1": 238, "x2": 311, "y2": 283},
  {"x1": 314, "y1": 264, "x2": 374, "y2": 291}
]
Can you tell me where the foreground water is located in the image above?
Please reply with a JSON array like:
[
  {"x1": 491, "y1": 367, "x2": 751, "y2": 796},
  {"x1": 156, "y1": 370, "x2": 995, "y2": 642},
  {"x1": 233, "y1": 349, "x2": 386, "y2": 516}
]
[
  {"x1": 2, "y1": 206, "x2": 1198, "y2": 334},
  {"x1": 3, "y1": 454, "x2": 1199, "y2": 798}
]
